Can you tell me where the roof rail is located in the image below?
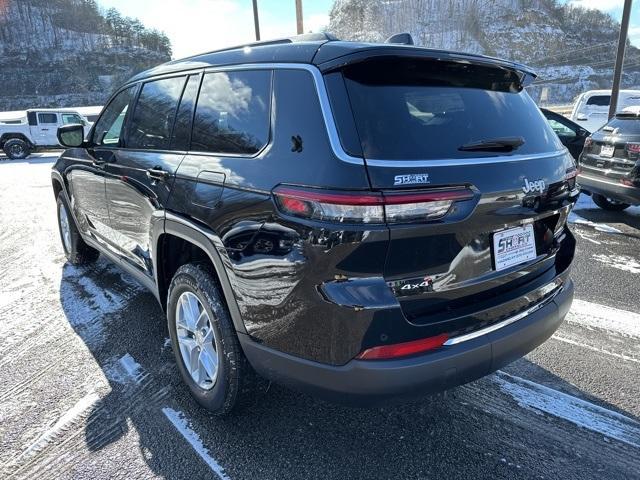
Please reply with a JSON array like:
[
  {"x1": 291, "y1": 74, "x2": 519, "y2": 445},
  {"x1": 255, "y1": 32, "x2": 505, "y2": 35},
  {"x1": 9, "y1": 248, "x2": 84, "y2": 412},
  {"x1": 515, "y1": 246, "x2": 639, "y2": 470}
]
[
  {"x1": 385, "y1": 33, "x2": 414, "y2": 45},
  {"x1": 172, "y1": 32, "x2": 338, "y2": 64}
]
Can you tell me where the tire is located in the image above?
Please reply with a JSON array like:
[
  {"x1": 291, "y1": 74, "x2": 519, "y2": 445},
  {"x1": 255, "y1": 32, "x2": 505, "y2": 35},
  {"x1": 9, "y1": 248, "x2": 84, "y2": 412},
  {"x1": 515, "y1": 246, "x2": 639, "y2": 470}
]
[
  {"x1": 592, "y1": 193, "x2": 630, "y2": 211},
  {"x1": 167, "y1": 263, "x2": 264, "y2": 415},
  {"x1": 3, "y1": 138, "x2": 31, "y2": 160},
  {"x1": 56, "y1": 193, "x2": 100, "y2": 264}
]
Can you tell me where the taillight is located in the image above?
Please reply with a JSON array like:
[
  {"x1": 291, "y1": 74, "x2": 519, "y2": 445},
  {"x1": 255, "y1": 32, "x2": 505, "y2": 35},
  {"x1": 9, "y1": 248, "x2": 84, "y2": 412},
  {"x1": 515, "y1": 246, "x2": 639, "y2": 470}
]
[
  {"x1": 272, "y1": 186, "x2": 474, "y2": 224},
  {"x1": 584, "y1": 136, "x2": 593, "y2": 148},
  {"x1": 356, "y1": 334, "x2": 449, "y2": 360},
  {"x1": 565, "y1": 168, "x2": 578, "y2": 181},
  {"x1": 626, "y1": 143, "x2": 640, "y2": 154},
  {"x1": 565, "y1": 167, "x2": 578, "y2": 189}
]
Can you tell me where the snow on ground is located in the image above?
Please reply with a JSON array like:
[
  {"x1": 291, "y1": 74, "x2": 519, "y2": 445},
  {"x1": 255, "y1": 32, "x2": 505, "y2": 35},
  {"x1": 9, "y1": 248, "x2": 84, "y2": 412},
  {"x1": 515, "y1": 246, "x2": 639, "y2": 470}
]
[
  {"x1": 567, "y1": 299, "x2": 640, "y2": 338},
  {"x1": 493, "y1": 371, "x2": 640, "y2": 449},
  {"x1": 591, "y1": 254, "x2": 640, "y2": 274},
  {"x1": 568, "y1": 211, "x2": 622, "y2": 233}
]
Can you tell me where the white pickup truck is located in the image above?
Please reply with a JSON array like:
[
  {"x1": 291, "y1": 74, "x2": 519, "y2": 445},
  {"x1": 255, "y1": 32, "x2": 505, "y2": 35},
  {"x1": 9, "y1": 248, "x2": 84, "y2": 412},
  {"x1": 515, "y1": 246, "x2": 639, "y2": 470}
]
[{"x1": 0, "y1": 108, "x2": 90, "y2": 160}]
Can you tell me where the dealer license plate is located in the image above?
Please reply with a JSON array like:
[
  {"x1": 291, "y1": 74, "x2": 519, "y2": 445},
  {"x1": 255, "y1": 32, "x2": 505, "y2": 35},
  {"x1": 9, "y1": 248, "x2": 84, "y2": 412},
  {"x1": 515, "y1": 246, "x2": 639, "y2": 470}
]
[
  {"x1": 600, "y1": 144, "x2": 615, "y2": 158},
  {"x1": 493, "y1": 224, "x2": 537, "y2": 271}
]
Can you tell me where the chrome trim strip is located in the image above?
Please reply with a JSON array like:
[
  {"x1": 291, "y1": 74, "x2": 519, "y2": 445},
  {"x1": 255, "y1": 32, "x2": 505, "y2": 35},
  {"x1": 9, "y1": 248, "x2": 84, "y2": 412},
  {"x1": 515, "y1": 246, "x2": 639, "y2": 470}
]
[
  {"x1": 365, "y1": 150, "x2": 568, "y2": 168},
  {"x1": 442, "y1": 284, "x2": 563, "y2": 346}
]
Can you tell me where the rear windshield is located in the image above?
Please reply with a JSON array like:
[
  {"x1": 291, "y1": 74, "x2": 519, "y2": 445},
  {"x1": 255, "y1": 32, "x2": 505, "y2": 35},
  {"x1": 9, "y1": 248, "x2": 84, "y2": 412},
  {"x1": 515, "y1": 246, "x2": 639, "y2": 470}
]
[
  {"x1": 602, "y1": 116, "x2": 640, "y2": 135},
  {"x1": 340, "y1": 58, "x2": 561, "y2": 160},
  {"x1": 586, "y1": 95, "x2": 610, "y2": 106}
]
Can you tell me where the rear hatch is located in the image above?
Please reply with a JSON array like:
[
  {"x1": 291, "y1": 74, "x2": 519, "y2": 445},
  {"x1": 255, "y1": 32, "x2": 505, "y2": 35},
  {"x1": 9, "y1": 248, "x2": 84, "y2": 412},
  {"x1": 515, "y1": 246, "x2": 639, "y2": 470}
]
[
  {"x1": 324, "y1": 55, "x2": 577, "y2": 334},
  {"x1": 580, "y1": 114, "x2": 640, "y2": 182}
]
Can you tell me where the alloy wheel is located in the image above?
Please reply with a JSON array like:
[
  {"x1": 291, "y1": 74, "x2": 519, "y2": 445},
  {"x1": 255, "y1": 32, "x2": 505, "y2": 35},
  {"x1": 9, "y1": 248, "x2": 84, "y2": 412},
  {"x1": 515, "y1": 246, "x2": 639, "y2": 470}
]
[
  {"x1": 58, "y1": 202, "x2": 72, "y2": 254},
  {"x1": 175, "y1": 291, "x2": 219, "y2": 390}
]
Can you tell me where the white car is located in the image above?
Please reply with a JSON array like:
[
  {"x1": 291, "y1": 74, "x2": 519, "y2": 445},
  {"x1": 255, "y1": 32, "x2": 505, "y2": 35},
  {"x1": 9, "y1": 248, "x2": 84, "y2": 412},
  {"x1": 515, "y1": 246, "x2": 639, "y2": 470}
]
[
  {"x1": 0, "y1": 108, "x2": 90, "y2": 160},
  {"x1": 570, "y1": 89, "x2": 640, "y2": 133}
]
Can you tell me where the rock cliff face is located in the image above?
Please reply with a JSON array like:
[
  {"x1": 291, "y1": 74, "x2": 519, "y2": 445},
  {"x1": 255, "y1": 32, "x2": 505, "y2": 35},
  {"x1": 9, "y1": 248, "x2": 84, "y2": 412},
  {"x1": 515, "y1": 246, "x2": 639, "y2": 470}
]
[
  {"x1": 0, "y1": 0, "x2": 172, "y2": 110},
  {"x1": 329, "y1": 0, "x2": 640, "y2": 104}
]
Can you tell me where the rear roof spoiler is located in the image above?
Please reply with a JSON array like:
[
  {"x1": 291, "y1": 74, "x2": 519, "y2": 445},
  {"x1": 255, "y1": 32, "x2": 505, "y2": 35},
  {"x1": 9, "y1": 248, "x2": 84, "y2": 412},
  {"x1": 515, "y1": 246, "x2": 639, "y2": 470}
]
[{"x1": 317, "y1": 47, "x2": 537, "y2": 88}]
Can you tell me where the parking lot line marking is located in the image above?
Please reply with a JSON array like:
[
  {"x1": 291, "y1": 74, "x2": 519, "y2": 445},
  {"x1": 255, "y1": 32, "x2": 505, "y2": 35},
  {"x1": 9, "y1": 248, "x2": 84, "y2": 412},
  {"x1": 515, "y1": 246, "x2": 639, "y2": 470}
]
[
  {"x1": 552, "y1": 335, "x2": 640, "y2": 364},
  {"x1": 493, "y1": 371, "x2": 640, "y2": 449},
  {"x1": 162, "y1": 407, "x2": 230, "y2": 480},
  {"x1": 568, "y1": 211, "x2": 621, "y2": 234},
  {"x1": 19, "y1": 392, "x2": 100, "y2": 459},
  {"x1": 568, "y1": 299, "x2": 640, "y2": 338}
]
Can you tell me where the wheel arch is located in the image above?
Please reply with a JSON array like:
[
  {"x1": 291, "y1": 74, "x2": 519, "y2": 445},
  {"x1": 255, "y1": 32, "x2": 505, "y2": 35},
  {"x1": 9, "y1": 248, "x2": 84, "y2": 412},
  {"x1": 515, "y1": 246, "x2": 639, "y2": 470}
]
[
  {"x1": 1, "y1": 133, "x2": 34, "y2": 148},
  {"x1": 157, "y1": 213, "x2": 247, "y2": 335}
]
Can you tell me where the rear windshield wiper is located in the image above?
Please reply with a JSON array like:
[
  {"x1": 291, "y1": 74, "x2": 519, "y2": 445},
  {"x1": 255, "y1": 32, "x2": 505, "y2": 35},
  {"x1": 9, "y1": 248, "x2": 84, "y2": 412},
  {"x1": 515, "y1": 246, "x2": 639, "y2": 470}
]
[{"x1": 458, "y1": 136, "x2": 525, "y2": 152}]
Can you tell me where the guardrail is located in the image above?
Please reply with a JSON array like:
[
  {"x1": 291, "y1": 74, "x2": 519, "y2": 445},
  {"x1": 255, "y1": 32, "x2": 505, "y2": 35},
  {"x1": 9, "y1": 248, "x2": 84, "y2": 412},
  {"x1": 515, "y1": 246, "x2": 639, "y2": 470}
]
[{"x1": 543, "y1": 104, "x2": 573, "y2": 116}]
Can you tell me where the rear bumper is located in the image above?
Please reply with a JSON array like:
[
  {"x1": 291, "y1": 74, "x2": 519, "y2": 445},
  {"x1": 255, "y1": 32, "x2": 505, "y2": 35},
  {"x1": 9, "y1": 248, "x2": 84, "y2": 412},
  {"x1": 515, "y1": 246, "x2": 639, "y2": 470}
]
[
  {"x1": 579, "y1": 172, "x2": 640, "y2": 205},
  {"x1": 240, "y1": 278, "x2": 574, "y2": 406}
]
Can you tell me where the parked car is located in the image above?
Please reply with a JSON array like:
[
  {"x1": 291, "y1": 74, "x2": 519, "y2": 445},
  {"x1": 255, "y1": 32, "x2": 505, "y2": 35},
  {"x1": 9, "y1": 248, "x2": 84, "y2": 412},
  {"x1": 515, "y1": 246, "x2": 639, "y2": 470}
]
[
  {"x1": 541, "y1": 108, "x2": 589, "y2": 160},
  {"x1": 570, "y1": 89, "x2": 640, "y2": 133},
  {"x1": 0, "y1": 108, "x2": 90, "y2": 159},
  {"x1": 52, "y1": 33, "x2": 577, "y2": 414},
  {"x1": 578, "y1": 109, "x2": 640, "y2": 210}
]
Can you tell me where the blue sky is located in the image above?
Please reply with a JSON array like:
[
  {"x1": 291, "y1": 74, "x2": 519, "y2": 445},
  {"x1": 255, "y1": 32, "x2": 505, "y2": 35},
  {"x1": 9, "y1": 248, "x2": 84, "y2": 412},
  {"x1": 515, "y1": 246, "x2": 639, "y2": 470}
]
[{"x1": 98, "y1": 0, "x2": 638, "y2": 59}]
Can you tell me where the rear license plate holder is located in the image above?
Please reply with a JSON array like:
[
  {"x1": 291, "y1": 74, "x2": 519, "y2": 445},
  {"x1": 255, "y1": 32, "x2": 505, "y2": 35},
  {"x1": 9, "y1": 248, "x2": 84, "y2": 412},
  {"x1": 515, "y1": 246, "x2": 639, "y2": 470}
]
[
  {"x1": 492, "y1": 224, "x2": 537, "y2": 271},
  {"x1": 600, "y1": 144, "x2": 615, "y2": 158}
]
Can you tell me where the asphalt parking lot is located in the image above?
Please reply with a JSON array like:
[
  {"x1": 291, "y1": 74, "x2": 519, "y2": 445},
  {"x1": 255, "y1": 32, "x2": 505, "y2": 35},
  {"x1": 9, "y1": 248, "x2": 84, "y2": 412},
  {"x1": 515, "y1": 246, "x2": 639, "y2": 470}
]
[{"x1": 1, "y1": 153, "x2": 639, "y2": 479}]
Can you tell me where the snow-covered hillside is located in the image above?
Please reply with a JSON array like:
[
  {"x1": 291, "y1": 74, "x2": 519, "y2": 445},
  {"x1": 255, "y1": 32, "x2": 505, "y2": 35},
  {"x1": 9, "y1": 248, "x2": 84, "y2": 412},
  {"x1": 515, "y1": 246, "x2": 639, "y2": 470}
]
[
  {"x1": 329, "y1": 0, "x2": 640, "y2": 105},
  {"x1": 0, "y1": 0, "x2": 171, "y2": 111}
]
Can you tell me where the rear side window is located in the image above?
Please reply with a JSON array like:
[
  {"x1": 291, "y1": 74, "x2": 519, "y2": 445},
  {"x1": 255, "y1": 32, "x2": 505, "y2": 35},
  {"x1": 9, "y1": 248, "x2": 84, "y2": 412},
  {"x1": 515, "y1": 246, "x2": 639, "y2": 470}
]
[
  {"x1": 191, "y1": 70, "x2": 271, "y2": 155},
  {"x1": 38, "y1": 113, "x2": 57, "y2": 124},
  {"x1": 338, "y1": 58, "x2": 562, "y2": 160},
  {"x1": 171, "y1": 74, "x2": 200, "y2": 150},
  {"x1": 128, "y1": 76, "x2": 187, "y2": 150},
  {"x1": 586, "y1": 95, "x2": 610, "y2": 106}
]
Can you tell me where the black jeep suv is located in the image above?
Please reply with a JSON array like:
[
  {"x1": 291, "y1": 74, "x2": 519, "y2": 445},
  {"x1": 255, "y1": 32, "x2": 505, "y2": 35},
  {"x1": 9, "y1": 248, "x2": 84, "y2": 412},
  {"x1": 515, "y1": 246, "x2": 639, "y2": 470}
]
[
  {"x1": 578, "y1": 111, "x2": 640, "y2": 210},
  {"x1": 52, "y1": 33, "x2": 577, "y2": 414}
]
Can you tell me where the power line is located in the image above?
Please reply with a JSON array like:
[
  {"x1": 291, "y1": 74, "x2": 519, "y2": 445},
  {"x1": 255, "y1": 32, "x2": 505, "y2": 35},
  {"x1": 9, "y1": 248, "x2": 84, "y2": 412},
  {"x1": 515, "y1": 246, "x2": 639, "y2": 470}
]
[
  {"x1": 532, "y1": 60, "x2": 640, "y2": 86},
  {"x1": 529, "y1": 41, "x2": 618, "y2": 66}
]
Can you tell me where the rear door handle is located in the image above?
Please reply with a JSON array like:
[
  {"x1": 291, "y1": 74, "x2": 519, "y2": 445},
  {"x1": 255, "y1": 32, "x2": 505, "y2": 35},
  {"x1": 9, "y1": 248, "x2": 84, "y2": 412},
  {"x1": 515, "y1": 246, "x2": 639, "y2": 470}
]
[{"x1": 147, "y1": 167, "x2": 171, "y2": 181}]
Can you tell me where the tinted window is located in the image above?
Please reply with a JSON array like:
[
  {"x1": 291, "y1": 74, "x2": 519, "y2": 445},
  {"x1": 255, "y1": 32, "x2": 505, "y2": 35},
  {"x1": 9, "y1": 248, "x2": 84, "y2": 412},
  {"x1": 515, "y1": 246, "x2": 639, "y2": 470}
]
[
  {"x1": 171, "y1": 75, "x2": 200, "y2": 150},
  {"x1": 341, "y1": 58, "x2": 561, "y2": 160},
  {"x1": 192, "y1": 70, "x2": 271, "y2": 154},
  {"x1": 586, "y1": 95, "x2": 610, "y2": 106},
  {"x1": 38, "y1": 113, "x2": 57, "y2": 124},
  {"x1": 543, "y1": 113, "x2": 576, "y2": 138},
  {"x1": 92, "y1": 86, "x2": 136, "y2": 146},
  {"x1": 128, "y1": 76, "x2": 186, "y2": 150},
  {"x1": 602, "y1": 116, "x2": 640, "y2": 135}
]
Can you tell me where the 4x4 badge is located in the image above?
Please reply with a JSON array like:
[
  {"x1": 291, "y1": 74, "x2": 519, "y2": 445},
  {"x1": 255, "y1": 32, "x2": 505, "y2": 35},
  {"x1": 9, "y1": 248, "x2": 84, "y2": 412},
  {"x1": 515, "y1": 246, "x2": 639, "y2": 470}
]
[
  {"x1": 522, "y1": 177, "x2": 546, "y2": 194},
  {"x1": 394, "y1": 173, "x2": 430, "y2": 186}
]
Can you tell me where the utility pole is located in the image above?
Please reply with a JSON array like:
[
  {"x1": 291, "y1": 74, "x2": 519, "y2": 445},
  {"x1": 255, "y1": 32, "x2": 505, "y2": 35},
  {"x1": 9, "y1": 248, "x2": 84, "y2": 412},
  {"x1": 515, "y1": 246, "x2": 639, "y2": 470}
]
[
  {"x1": 609, "y1": 0, "x2": 633, "y2": 119},
  {"x1": 252, "y1": 0, "x2": 261, "y2": 41},
  {"x1": 295, "y1": 0, "x2": 303, "y2": 34}
]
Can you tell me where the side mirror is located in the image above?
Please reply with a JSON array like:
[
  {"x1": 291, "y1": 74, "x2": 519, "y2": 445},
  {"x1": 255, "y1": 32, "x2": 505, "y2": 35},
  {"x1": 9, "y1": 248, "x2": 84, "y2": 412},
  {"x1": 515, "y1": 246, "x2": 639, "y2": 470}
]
[
  {"x1": 57, "y1": 124, "x2": 85, "y2": 148},
  {"x1": 577, "y1": 128, "x2": 589, "y2": 137}
]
